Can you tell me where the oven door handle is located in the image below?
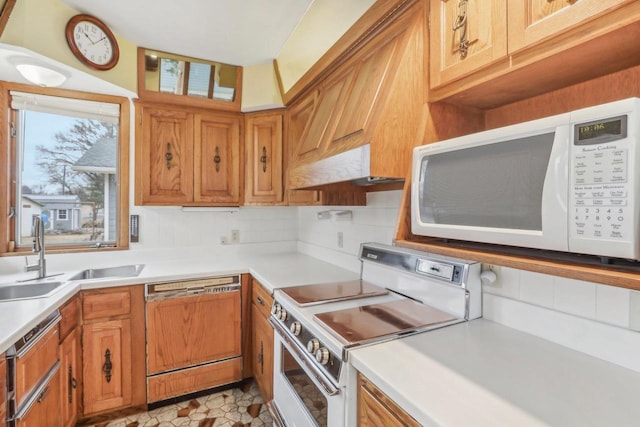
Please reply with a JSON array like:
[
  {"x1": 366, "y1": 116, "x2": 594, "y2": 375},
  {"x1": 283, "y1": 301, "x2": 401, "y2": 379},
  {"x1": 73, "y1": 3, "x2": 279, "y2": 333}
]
[{"x1": 270, "y1": 317, "x2": 340, "y2": 396}]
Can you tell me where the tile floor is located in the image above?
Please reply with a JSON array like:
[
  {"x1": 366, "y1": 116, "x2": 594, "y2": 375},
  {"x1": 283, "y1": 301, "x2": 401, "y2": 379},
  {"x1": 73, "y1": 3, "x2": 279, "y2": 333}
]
[{"x1": 91, "y1": 382, "x2": 272, "y2": 427}]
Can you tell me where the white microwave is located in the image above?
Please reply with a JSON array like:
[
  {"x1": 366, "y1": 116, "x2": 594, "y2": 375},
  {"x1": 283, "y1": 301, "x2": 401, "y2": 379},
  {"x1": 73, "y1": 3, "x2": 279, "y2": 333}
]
[{"x1": 411, "y1": 97, "x2": 640, "y2": 261}]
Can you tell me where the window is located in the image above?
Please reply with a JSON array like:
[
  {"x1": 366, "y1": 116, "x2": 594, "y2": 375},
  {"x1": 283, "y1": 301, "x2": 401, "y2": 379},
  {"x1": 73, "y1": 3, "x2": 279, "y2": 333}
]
[
  {"x1": 1, "y1": 85, "x2": 130, "y2": 253},
  {"x1": 139, "y1": 48, "x2": 241, "y2": 110}
]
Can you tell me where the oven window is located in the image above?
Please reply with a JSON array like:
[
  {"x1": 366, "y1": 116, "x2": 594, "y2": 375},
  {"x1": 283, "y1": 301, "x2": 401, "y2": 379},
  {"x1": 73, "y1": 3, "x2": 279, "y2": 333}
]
[{"x1": 282, "y1": 346, "x2": 328, "y2": 426}]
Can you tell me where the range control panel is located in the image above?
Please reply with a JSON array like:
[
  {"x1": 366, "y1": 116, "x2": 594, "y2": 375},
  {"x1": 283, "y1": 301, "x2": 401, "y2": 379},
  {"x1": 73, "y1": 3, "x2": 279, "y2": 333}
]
[{"x1": 570, "y1": 115, "x2": 634, "y2": 249}]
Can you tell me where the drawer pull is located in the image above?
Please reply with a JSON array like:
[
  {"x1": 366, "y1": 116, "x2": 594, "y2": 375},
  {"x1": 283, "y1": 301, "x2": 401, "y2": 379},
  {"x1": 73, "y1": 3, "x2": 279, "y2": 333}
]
[
  {"x1": 68, "y1": 365, "x2": 77, "y2": 403},
  {"x1": 256, "y1": 296, "x2": 265, "y2": 306},
  {"x1": 214, "y1": 146, "x2": 221, "y2": 172},
  {"x1": 37, "y1": 386, "x2": 50, "y2": 404},
  {"x1": 165, "y1": 143, "x2": 173, "y2": 170},
  {"x1": 102, "y1": 348, "x2": 113, "y2": 383},
  {"x1": 260, "y1": 146, "x2": 268, "y2": 172}
]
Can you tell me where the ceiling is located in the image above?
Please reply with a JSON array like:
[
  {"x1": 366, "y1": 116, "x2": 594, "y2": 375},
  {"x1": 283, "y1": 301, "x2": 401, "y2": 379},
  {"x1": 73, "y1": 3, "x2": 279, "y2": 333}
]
[{"x1": 60, "y1": 0, "x2": 315, "y2": 66}]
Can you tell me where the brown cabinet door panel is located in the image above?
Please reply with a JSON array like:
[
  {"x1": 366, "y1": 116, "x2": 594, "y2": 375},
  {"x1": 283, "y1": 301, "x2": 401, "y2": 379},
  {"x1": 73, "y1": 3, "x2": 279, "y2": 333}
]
[
  {"x1": 195, "y1": 114, "x2": 241, "y2": 204},
  {"x1": 60, "y1": 328, "x2": 80, "y2": 427},
  {"x1": 140, "y1": 107, "x2": 194, "y2": 204},
  {"x1": 508, "y1": 0, "x2": 636, "y2": 53},
  {"x1": 251, "y1": 303, "x2": 273, "y2": 402},
  {"x1": 82, "y1": 319, "x2": 132, "y2": 415},
  {"x1": 146, "y1": 291, "x2": 242, "y2": 375},
  {"x1": 430, "y1": 0, "x2": 507, "y2": 87},
  {"x1": 245, "y1": 113, "x2": 283, "y2": 204}
]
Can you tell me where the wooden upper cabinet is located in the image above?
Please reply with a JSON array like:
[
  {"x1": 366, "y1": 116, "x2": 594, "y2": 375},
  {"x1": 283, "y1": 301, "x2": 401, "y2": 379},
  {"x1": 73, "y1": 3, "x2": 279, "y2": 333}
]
[
  {"x1": 136, "y1": 102, "x2": 241, "y2": 206},
  {"x1": 244, "y1": 111, "x2": 284, "y2": 205},
  {"x1": 195, "y1": 113, "x2": 241, "y2": 204},
  {"x1": 429, "y1": 0, "x2": 508, "y2": 88},
  {"x1": 508, "y1": 0, "x2": 636, "y2": 53},
  {"x1": 137, "y1": 105, "x2": 194, "y2": 204}
]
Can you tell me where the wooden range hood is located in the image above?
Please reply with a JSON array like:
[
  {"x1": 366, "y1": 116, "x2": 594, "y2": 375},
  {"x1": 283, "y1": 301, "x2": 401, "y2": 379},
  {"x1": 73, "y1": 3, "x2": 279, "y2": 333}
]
[{"x1": 283, "y1": 0, "x2": 426, "y2": 192}]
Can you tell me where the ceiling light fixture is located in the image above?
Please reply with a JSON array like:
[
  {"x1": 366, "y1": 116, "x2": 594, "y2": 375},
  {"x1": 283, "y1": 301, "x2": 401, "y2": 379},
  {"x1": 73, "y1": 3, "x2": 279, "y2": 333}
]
[{"x1": 11, "y1": 57, "x2": 69, "y2": 87}]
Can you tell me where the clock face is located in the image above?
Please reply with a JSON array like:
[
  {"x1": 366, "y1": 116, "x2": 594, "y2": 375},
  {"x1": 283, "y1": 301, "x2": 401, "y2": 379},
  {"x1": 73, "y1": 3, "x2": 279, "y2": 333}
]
[{"x1": 66, "y1": 15, "x2": 119, "y2": 70}]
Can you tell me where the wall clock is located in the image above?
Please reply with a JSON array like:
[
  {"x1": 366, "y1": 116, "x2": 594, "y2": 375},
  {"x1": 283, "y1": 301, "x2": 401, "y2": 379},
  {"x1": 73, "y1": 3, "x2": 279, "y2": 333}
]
[{"x1": 65, "y1": 14, "x2": 119, "y2": 71}]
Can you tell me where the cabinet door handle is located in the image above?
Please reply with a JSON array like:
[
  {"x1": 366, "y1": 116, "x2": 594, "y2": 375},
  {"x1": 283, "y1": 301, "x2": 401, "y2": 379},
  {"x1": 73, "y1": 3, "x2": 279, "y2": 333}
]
[
  {"x1": 260, "y1": 146, "x2": 268, "y2": 173},
  {"x1": 37, "y1": 386, "x2": 50, "y2": 404},
  {"x1": 165, "y1": 143, "x2": 173, "y2": 170},
  {"x1": 452, "y1": 0, "x2": 469, "y2": 58},
  {"x1": 256, "y1": 296, "x2": 265, "y2": 306},
  {"x1": 68, "y1": 365, "x2": 77, "y2": 403},
  {"x1": 214, "y1": 146, "x2": 221, "y2": 172},
  {"x1": 258, "y1": 341, "x2": 264, "y2": 374},
  {"x1": 102, "y1": 348, "x2": 113, "y2": 383}
]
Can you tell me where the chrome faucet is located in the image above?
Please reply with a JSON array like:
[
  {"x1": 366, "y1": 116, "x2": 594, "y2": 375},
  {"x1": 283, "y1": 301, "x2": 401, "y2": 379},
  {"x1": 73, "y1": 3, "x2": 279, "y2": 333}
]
[{"x1": 25, "y1": 216, "x2": 46, "y2": 279}]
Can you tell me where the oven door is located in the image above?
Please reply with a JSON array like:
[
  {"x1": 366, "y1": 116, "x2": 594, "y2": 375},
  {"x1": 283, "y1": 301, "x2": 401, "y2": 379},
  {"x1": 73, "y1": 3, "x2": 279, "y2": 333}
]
[{"x1": 272, "y1": 322, "x2": 344, "y2": 427}]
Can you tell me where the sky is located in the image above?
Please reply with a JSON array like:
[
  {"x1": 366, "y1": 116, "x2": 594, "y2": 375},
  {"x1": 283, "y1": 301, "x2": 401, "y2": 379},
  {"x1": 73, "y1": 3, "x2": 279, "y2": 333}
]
[{"x1": 21, "y1": 111, "x2": 81, "y2": 194}]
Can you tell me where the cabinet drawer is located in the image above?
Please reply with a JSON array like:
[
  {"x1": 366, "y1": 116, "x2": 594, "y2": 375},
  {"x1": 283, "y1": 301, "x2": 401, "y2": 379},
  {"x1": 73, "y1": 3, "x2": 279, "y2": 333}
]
[
  {"x1": 59, "y1": 295, "x2": 80, "y2": 341},
  {"x1": 15, "y1": 365, "x2": 62, "y2": 427},
  {"x1": 0, "y1": 356, "x2": 6, "y2": 419},
  {"x1": 82, "y1": 287, "x2": 131, "y2": 321},
  {"x1": 147, "y1": 357, "x2": 242, "y2": 403},
  {"x1": 14, "y1": 324, "x2": 59, "y2": 408},
  {"x1": 251, "y1": 279, "x2": 273, "y2": 320}
]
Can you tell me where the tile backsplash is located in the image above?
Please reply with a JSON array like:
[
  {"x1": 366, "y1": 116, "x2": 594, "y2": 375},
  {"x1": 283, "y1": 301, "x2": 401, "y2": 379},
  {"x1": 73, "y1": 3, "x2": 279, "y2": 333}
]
[
  {"x1": 483, "y1": 266, "x2": 640, "y2": 373},
  {"x1": 296, "y1": 190, "x2": 403, "y2": 272}
]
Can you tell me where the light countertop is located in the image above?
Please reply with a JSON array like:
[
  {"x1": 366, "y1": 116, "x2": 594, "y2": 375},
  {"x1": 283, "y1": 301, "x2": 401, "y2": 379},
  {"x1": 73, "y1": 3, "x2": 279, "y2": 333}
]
[
  {"x1": 350, "y1": 318, "x2": 640, "y2": 427},
  {"x1": 0, "y1": 251, "x2": 358, "y2": 354}
]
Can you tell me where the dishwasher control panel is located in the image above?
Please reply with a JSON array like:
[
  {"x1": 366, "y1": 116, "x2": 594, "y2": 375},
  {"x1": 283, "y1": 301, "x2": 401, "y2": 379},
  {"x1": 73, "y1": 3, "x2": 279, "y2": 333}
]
[{"x1": 145, "y1": 275, "x2": 241, "y2": 301}]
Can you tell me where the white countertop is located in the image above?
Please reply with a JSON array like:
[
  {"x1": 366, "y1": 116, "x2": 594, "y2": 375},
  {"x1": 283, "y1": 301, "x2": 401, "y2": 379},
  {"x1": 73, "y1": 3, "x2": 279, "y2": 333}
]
[
  {"x1": 0, "y1": 251, "x2": 358, "y2": 354},
  {"x1": 351, "y1": 318, "x2": 640, "y2": 427}
]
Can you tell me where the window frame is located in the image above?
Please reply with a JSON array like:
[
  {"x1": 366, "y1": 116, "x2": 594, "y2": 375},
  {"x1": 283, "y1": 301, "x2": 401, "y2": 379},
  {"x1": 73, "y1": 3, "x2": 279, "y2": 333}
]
[
  {"x1": 0, "y1": 81, "x2": 130, "y2": 255},
  {"x1": 57, "y1": 209, "x2": 68, "y2": 221}
]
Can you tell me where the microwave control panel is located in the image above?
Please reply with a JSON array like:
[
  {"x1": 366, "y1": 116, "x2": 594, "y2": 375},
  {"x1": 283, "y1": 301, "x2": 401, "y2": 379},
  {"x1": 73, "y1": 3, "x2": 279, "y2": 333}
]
[{"x1": 569, "y1": 114, "x2": 633, "y2": 251}]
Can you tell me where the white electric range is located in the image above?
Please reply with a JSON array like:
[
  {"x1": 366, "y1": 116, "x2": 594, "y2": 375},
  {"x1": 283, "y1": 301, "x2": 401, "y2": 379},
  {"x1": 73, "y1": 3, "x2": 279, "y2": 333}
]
[{"x1": 268, "y1": 243, "x2": 482, "y2": 426}]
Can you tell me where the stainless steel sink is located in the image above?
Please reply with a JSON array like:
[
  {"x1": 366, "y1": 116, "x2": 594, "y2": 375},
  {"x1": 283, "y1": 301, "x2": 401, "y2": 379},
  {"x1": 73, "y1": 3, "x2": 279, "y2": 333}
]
[
  {"x1": 0, "y1": 281, "x2": 67, "y2": 301},
  {"x1": 68, "y1": 264, "x2": 145, "y2": 281}
]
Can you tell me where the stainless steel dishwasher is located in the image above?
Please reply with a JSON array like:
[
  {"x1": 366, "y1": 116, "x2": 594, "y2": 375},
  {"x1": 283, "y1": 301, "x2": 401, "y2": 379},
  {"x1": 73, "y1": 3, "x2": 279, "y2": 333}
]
[
  {"x1": 145, "y1": 275, "x2": 243, "y2": 403},
  {"x1": 6, "y1": 310, "x2": 61, "y2": 427}
]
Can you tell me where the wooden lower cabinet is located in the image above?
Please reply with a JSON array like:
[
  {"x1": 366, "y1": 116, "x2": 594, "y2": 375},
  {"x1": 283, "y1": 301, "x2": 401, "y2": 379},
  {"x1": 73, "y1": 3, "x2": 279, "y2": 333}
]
[
  {"x1": 358, "y1": 373, "x2": 419, "y2": 427},
  {"x1": 82, "y1": 319, "x2": 133, "y2": 414},
  {"x1": 59, "y1": 328, "x2": 80, "y2": 427},
  {"x1": 251, "y1": 279, "x2": 274, "y2": 402},
  {"x1": 147, "y1": 358, "x2": 242, "y2": 403},
  {"x1": 59, "y1": 295, "x2": 81, "y2": 427},
  {"x1": 15, "y1": 367, "x2": 62, "y2": 427},
  {"x1": 81, "y1": 286, "x2": 146, "y2": 418},
  {"x1": 0, "y1": 355, "x2": 6, "y2": 424}
]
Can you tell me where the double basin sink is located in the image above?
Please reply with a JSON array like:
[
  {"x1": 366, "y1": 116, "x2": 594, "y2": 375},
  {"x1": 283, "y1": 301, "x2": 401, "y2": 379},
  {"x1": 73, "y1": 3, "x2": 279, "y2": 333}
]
[{"x1": 0, "y1": 264, "x2": 145, "y2": 301}]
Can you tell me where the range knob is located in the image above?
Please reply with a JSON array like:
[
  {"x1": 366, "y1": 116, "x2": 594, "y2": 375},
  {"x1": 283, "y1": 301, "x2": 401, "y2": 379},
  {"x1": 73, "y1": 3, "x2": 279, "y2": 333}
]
[
  {"x1": 278, "y1": 308, "x2": 288, "y2": 321},
  {"x1": 271, "y1": 303, "x2": 281, "y2": 317},
  {"x1": 306, "y1": 338, "x2": 320, "y2": 354},
  {"x1": 315, "y1": 347, "x2": 330, "y2": 365},
  {"x1": 289, "y1": 321, "x2": 301, "y2": 336}
]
